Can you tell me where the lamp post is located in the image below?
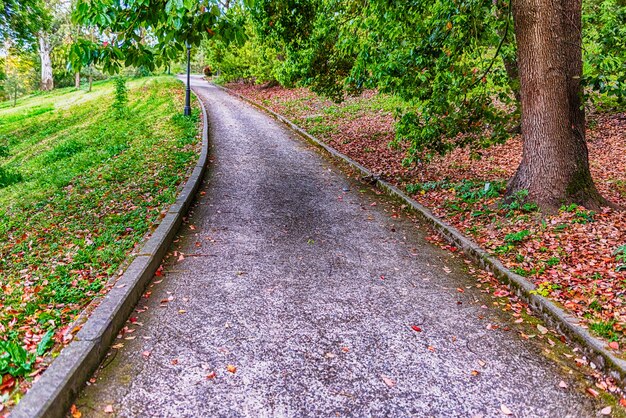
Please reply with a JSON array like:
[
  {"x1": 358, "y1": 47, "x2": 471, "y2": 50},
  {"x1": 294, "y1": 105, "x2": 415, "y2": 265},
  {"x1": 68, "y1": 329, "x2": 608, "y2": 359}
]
[{"x1": 184, "y1": 42, "x2": 191, "y2": 116}]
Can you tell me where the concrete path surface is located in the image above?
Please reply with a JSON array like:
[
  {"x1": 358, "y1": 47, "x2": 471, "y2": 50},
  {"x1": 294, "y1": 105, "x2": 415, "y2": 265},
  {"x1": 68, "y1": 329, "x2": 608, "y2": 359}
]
[{"x1": 75, "y1": 76, "x2": 596, "y2": 417}]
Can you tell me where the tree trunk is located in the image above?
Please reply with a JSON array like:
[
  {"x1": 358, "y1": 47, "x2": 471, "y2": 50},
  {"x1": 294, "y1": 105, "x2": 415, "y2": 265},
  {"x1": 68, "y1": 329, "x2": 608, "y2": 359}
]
[
  {"x1": 75, "y1": 72, "x2": 80, "y2": 88},
  {"x1": 507, "y1": 0, "x2": 605, "y2": 211},
  {"x1": 88, "y1": 71, "x2": 93, "y2": 92},
  {"x1": 38, "y1": 34, "x2": 54, "y2": 91}
]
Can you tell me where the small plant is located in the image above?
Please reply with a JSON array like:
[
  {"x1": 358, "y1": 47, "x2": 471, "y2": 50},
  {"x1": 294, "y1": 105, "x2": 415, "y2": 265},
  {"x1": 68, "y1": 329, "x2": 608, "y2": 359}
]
[
  {"x1": 589, "y1": 321, "x2": 619, "y2": 342},
  {"x1": 589, "y1": 300, "x2": 603, "y2": 312},
  {"x1": 0, "y1": 331, "x2": 54, "y2": 377},
  {"x1": 111, "y1": 77, "x2": 128, "y2": 115},
  {"x1": 572, "y1": 209, "x2": 595, "y2": 224},
  {"x1": 531, "y1": 281, "x2": 561, "y2": 297},
  {"x1": 615, "y1": 245, "x2": 626, "y2": 272},
  {"x1": 545, "y1": 257, "x2": 560, "y2": 267},
  {"x1": 504, "y1": 229, "x2": 531, "y2": 244}
]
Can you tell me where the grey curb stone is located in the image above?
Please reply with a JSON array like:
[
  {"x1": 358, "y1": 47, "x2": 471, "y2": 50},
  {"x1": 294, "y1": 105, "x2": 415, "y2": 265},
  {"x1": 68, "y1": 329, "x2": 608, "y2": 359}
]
[
  {"x1": 11, "y1": 89, "x2": 210, "y2": 418},
  {"x1": 217, "y1": 84, "x2": 626, "y2": 388}
]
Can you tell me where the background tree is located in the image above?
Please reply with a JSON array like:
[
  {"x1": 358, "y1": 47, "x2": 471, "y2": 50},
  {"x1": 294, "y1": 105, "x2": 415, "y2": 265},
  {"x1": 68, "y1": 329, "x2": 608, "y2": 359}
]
[{"x1": 1, "y1": 49, "x2": 37, "y2": 105}]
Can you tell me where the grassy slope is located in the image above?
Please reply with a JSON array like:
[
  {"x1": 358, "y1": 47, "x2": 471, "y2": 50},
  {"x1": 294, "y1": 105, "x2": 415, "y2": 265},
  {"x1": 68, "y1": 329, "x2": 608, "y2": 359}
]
[{"x1": 0, "y1": 77, "x2": 200, "y2": 385}]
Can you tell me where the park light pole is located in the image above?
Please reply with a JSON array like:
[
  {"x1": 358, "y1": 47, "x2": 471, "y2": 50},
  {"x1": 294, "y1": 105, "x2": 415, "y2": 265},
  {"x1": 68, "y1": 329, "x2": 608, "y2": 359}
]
[{"x1": 184, "y1": 41, "x2": 191, "y2": 116}]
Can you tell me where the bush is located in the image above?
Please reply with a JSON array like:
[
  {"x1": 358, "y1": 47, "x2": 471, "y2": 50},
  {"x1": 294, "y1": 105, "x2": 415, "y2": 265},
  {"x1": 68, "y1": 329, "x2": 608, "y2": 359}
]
[{"x1": 203, "y1": 66, "x2": 213, "y2": 77}]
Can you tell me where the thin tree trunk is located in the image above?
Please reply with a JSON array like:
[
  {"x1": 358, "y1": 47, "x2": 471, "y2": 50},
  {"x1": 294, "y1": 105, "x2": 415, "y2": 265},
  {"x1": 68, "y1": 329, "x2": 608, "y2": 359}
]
[
  {"x1": 38, "y1": 34, "x2": 54, "y2": 91},
  {"x1": 88, "y1": 71, "x2": 93, "y2": 92},
  {"x1": 507, "y1": 0, "x2": 605, "y2": 211},
  {"x1": 75, "y1": 72, "x2": 80, "y2": 88}
]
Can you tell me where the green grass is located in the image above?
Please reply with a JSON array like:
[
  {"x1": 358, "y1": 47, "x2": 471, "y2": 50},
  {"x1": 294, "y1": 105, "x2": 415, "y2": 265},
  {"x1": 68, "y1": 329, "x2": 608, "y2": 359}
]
[{"x1": 0, "y1": 76, "x2": 200, "y2": 372}]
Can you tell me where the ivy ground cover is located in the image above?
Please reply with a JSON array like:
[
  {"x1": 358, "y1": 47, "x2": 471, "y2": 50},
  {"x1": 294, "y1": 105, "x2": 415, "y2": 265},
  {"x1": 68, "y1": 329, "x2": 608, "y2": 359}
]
[
  {"x1": 229, "y1": 83, "x2": 626, "y2": 348},
  {"x1": 0, "y1": 76, "x2": 200, "y2": 406}
]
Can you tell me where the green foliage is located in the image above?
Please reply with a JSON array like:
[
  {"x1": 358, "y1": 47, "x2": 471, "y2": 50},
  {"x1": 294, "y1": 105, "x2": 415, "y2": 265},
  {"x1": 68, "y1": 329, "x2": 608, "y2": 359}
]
[
  {"x1": 0, "y1": 166, "x2": 23, "y2": 188},
  {"x1": 582, "y1": 0, "x2": 626, "y2": 109},
  {"x1": 111, "y1": 77, "x2": 128, "y2": 115},
  {"x1": 589, "y1": 321, "x2": 620, "y2": 342},
  {"x1": 203, "y1": 20, "x2": 282, "y2": 84},
  {"x1": 615, "y1": 245, "x2": 626, "y2": 272},
  {"x1": 504, "y1": 229, "x2": 531, "y2": 244},
  {"x1": 70, "y1": 0, "x2": 245, "y2": 73},
  {"x1": 0, "y1": 330, "x2": 53, "y2": 377}
]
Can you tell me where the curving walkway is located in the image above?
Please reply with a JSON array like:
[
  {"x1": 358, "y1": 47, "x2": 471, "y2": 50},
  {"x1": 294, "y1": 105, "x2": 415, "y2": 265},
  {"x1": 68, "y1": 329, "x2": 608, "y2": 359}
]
[{"x1": 75, "y1": 75, "x2": 595, "y2": 417}]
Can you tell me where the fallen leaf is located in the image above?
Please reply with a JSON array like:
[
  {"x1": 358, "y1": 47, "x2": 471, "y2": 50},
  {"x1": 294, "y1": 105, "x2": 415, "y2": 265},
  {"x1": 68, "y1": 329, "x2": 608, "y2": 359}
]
[
  {"x1": 600, "y1": 406, "x2": 612, "y2": 415},
  {"x1": 537, "y1": 324, "x2": 548, "y2": 335},
  {"x1": 559, "y1": 381, "x2": 568, "y2": 389},
  {"x1": 111, "y1": 343, "x2": 124, "y2": 349},
  {"x1": 104, "y1": 405, "x2": 114, "y2": 414},
  {"x1": 70, "y1": 405, "x2": 82, "y2": 418},
  {"x1": 500, "y1": 404, "x2": 513, "y2": 415},
  {"x1": 381, "y1": 375, "x2": 395, "y2": 388},
  {"x1": 207, "y1": 371, "x2": 216, "y2": 379},
  {"x1": 411, "y1": 325, "x2": 422, "y2": 332},
  {"x1": 142, "y1": 351, "x2": 151, "y2": 358},
  {"x1": 609, "y1": 341, "x2": 619, "y2": 350},
  {"x1": 226, "y1": 365, "x2": 237, "y2": 373},
  {"x1": 586, "y1": 387, "x2": 599, "y2": 397},
  {"x1": 471, "y1": 370, "x2": 480, "y2": 376}
]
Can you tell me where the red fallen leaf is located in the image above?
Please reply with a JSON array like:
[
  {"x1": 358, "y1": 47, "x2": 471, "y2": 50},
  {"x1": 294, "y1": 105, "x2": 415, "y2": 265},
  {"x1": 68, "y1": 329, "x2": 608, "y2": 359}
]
[
  {"x1": 609, "y1": 341, "x2": 619, "y2": 350},
  {"x1": 129, "y1": 317, "x2": 138, "y2": 324},
  {"x1": 493, "y1": 289, "x2": 510, "y2": 297},
  {"x1": 619, "y1": 397, "x2": 626, "y2": 407},
  {"x1": 155, "y1": 265, "x2": 164, "y2": 277},
  {"x1": 411, "y1": 325, "x2": 422, "y2": 332},
  {"x1": 456, "y1": 288, "x2": 464, "y2": 293},
  {"x1": 142, "y1": 351, "x2": 151, "y2": 358},
  {"x1": 341, "y1": 346, "x2": 350, "y2": 353},
  {"x1": 586, "y1": 387, "x2": 599, "y2": 397},
  {"x1": 0, "y1": 375, "x2": 16, "y2": 392},
  {"x1": 207, "y1": 371, "x2": 216, "y2": 379}
]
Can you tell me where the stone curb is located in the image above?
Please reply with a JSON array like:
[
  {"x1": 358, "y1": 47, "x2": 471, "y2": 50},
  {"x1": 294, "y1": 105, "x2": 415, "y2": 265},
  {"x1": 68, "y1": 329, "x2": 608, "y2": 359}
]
[
  {"x1": 216, "y1": 84, "x2": 626, "y2": 387},
  {"x1": 11, "y1": 88, "x2": 210, "y2": 418}
]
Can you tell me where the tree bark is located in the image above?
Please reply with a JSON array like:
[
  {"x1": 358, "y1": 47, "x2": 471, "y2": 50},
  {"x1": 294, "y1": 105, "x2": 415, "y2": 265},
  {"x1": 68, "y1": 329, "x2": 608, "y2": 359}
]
[
  {"x1": 38, "y1": 33, "x2": 54, "y2": 91},
  {"x1": 508, "y1": 0, "x2": 605, "y2": 211},
  {"x1": 75, "y1": 72, "x2": 80, "y2": 88}
]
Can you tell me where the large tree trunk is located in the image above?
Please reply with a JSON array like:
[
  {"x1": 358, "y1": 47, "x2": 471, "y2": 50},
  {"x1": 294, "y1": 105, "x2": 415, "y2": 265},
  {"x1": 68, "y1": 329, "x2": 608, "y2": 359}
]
[
  {"x1": 75, "y1": 72, "x2": 80, "y2": 88},
  {"x1": 508, "y1": 0, "x2": 605, "y2": 211},
  {"x1": 38, "y1": 34, "x2": 54, "y2": 91}
]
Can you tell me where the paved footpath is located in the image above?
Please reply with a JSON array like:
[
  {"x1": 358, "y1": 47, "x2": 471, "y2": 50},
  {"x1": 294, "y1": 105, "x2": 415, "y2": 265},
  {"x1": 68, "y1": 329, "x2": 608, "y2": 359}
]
[{"x1": 76, "y1": 76, "x2": 596, "y2": 417}]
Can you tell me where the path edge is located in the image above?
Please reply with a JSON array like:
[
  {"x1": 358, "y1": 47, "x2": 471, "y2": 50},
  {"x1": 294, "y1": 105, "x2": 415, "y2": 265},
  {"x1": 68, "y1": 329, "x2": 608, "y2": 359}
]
[
  {"x1": 11, "y1": 86, "x2": 210, "y2": 418},
  {"x1": 216, "y1": 83, "x2": 626, "y2": 388}
]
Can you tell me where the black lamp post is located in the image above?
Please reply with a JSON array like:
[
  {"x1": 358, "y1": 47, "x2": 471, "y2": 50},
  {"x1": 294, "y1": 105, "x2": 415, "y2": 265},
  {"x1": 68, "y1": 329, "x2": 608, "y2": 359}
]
[{"x1": 184, "y1": 42, "x2": 191, "y2": 116}]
